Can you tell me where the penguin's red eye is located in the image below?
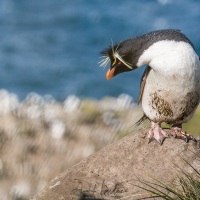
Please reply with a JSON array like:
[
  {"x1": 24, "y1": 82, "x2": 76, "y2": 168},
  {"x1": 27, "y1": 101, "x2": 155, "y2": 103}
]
[{"x1": 118, "y1": 61, "x2": 121, "y2": 65}]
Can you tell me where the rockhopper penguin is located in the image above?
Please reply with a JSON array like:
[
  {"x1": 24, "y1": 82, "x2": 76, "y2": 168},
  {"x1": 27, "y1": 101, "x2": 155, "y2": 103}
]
[{"x1": 100, "y1": 29, "x2": 200, "y2": 145}]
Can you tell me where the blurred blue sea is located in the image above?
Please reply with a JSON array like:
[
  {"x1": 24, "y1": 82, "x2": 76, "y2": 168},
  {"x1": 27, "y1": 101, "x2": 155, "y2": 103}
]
[{"x1": 0, "y1": 0, "x2": 200, "y2": 101}]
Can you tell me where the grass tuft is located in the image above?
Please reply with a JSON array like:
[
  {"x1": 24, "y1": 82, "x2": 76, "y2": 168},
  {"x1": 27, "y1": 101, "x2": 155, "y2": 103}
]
[{"x1": 136, "y1": 153, "x2": 200, "y2": 199}]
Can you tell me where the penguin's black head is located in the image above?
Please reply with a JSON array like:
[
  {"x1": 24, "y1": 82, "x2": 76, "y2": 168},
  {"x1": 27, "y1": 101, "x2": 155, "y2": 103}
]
[
  {"x1": 100, "y1": 40, "x2": 139, "y2": 80},
  {"x1": 100, "y1": 29, "x2": 195, "y2": 80}
]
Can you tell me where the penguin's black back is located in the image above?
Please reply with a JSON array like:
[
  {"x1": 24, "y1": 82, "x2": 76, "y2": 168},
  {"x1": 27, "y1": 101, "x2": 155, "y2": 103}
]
[{"x1": 127, "y1": 29, "x2": 195, "y2": 50}]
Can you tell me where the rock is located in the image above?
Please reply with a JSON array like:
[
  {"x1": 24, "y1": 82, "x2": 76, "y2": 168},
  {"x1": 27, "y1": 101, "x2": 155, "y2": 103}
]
[{"x1": 31, "y1": 129, "x2": 200, "y2": 200}]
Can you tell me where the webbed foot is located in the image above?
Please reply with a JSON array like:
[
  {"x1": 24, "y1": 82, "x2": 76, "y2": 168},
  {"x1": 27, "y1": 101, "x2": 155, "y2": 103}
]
[
  {"x1": 148, "y1": 122, "x2": 169, "y2": 145},
  {"x1": 170, "y1": 125, "x2": 197, "y2": 143}
]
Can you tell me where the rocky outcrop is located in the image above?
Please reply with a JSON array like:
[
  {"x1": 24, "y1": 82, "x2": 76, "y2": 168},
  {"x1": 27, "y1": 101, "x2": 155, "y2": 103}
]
[{"x1": 32, "y1": 129, "x2": 200, "y2": 200}]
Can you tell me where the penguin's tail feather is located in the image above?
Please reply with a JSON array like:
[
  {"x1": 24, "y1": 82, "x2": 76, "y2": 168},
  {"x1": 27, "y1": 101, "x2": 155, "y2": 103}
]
[{"x1": 133, "y1": 114, "x2": 149, "y2": 127}]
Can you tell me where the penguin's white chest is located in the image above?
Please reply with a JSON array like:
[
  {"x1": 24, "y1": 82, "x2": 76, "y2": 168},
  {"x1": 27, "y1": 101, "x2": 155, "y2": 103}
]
[{"x1": 138, "y1": 41, "x2": 200, "y2": 124}]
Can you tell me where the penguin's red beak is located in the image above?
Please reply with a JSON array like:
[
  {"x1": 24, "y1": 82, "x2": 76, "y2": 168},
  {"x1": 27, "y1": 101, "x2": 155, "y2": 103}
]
[
  {"x1": 106, "y1": 64, "x2": 133, "y2": 80},
  {"x1": 106, "y1": 67, "x2": 115, "y2": 80}
]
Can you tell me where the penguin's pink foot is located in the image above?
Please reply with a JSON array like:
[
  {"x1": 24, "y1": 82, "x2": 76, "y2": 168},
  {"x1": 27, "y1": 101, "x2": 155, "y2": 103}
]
[
  {"x1": 170, "y1": 125, "x2": 197, "y2": 143},
  {"x1": 148, "y1": 122, "x2": 169, "y2": 145}
]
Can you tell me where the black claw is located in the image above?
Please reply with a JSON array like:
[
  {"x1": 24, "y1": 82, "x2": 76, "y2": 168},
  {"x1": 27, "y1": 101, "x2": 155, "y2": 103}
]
[
  {"x1": 184, "y1": 137, "x2": 189, "y2": 143},
  {"x1": 159, "y1": 141, "x2": 163, "y2": 146},
  {"x1": 192, "y1": 137, "x2": 197, "y2": 143},
  {"x1": 148, "y1": 139, "x2": 152, "y2": 144},
  {"x1": 157, "y1": 139, "x2": 163, "y2": 146}
]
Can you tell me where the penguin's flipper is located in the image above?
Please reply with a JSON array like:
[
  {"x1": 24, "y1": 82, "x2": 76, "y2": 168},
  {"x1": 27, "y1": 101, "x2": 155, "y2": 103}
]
[{"x1": 138, "y1": 65, "x2": 151, "y2": 104}]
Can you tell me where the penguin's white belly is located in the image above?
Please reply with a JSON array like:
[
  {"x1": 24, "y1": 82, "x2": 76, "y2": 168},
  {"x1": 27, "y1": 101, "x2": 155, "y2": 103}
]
[
  {"x1": 142, "y1": 69, "x2": 200, "y2": 124},
  {"x1": 138, "y1": 40, "x2": 200, "y2": 124}
]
